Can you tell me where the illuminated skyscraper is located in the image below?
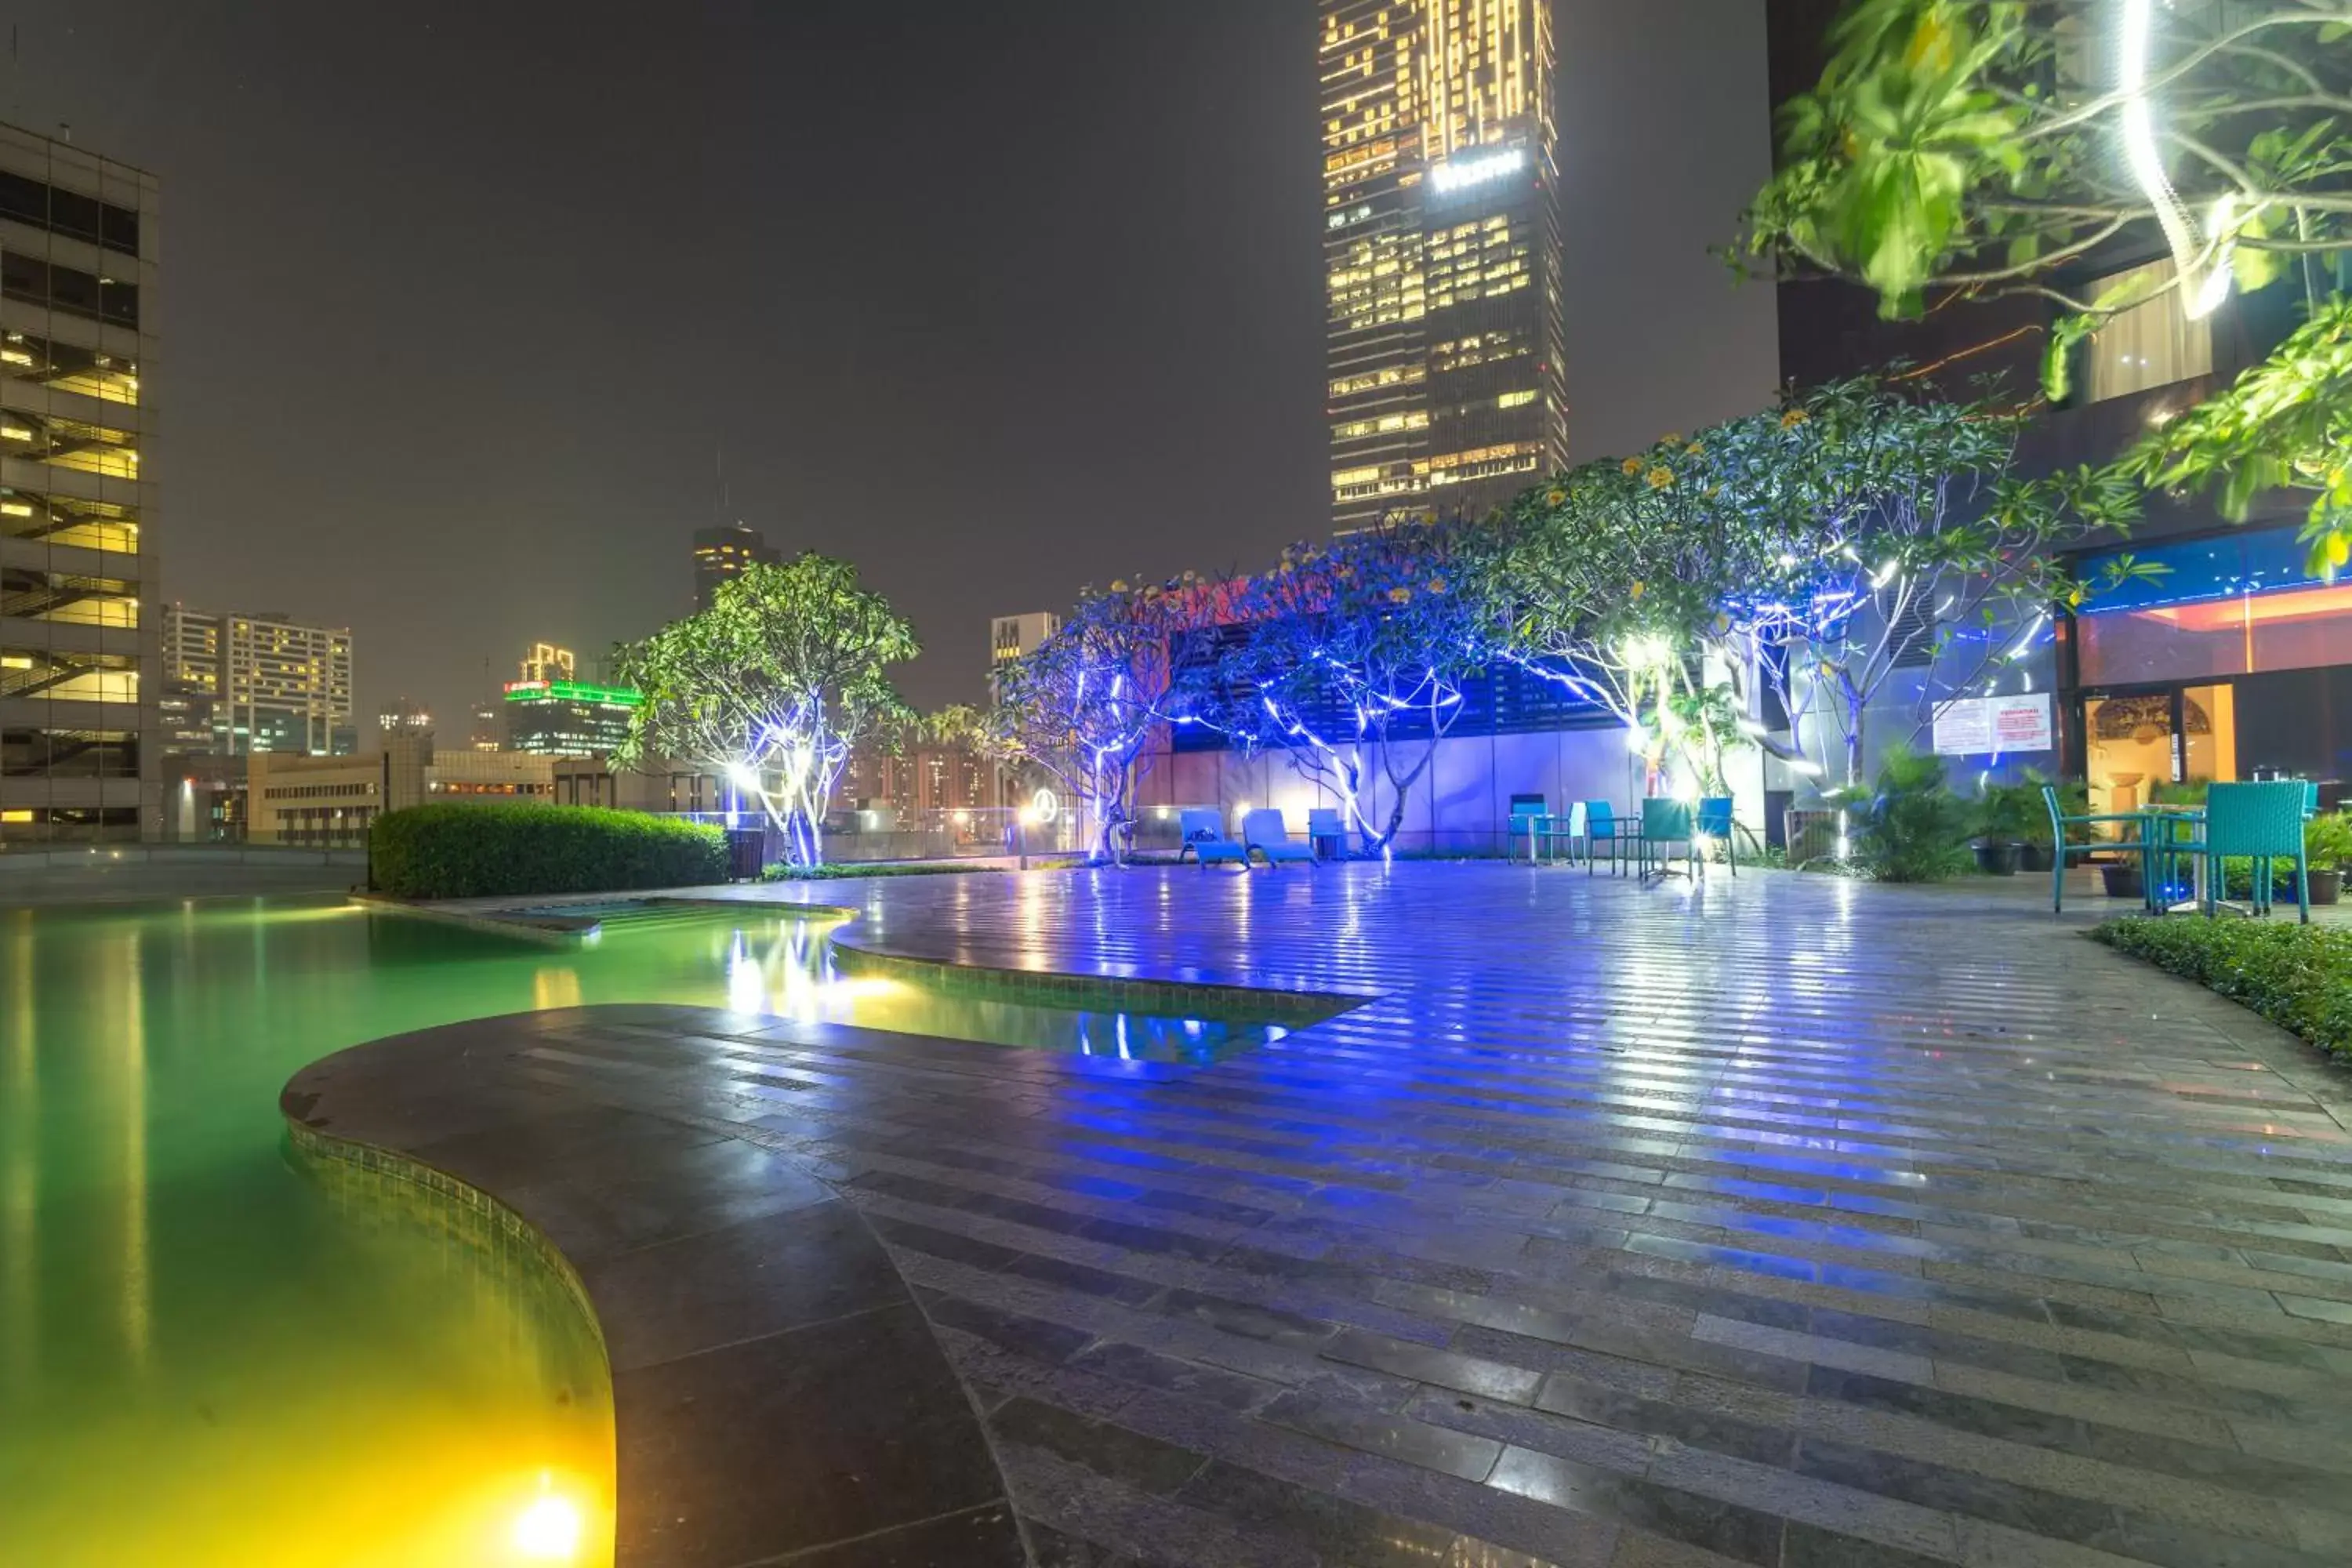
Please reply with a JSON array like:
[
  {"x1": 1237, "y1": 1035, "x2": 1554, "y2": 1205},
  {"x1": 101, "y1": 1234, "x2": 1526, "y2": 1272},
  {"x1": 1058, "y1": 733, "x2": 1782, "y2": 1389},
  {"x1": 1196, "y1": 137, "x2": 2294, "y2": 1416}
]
[
  {"x1": 1319, "y1": 0, "x2": 1566, "y2": 532},
  {"x1": 692, "y1": 522, "x2": 779, "y2": 610}
]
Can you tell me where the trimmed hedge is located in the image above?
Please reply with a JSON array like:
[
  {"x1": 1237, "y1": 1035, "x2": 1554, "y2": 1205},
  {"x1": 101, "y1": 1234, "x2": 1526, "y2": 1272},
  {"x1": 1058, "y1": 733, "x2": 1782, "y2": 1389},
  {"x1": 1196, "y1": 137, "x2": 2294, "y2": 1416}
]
[
  {"x1": 371, "y1": 804, "x2": 727, "y2": 900},
  {"x1": 2089, "y1": 916, "x2": 2352, "y2": 1062}
]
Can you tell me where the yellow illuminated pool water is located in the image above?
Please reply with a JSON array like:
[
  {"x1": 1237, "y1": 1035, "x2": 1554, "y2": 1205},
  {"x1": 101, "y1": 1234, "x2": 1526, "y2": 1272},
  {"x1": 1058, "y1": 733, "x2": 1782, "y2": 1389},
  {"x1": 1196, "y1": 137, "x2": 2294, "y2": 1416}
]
[{"x1": 0, "y1": 895, "x2": 1269, "y2": 1566}]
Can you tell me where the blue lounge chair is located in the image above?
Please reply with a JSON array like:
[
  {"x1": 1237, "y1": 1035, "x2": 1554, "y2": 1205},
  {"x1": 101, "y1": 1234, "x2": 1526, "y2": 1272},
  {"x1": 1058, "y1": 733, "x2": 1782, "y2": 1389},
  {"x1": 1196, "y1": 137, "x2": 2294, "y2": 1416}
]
[
  {"x1": 2201, "y1": 780, "x2": 2313, "y2": 921},
  {"x1": 1243, "y1": 809, "x2": 1315, "y2": 867},
  {"x1": 1696, "y1": 796, "x2": 1735, "y2": 877},
  {"x1": 1177, "y1": 808, "x2": 1248, "y2": 869},
  {"x1": 1638, "y1": 797, "x2": 1695, "y2": 883},
  {"x1": 2042, "y1": 784, "x2": 2156, "y2": 915}
]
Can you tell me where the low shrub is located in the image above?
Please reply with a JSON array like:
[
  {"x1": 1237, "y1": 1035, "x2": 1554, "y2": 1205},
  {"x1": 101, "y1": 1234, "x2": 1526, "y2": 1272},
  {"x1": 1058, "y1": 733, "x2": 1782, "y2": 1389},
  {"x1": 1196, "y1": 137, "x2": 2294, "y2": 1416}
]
[
  {"x1": 1846, "y1": 745, "x2": 1974, "y2": 883},
  {"x1": 2089, "y1": 916, "x2": 2352, "y2": 1062},
  {"x1": 371, "y1": 804, "x2": 726, "y2": 899}
]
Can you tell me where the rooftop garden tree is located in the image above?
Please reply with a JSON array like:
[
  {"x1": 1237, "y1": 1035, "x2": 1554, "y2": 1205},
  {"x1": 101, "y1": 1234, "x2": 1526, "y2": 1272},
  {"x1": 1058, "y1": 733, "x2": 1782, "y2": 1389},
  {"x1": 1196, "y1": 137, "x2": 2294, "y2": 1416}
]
[
  {"x1": 1728, "y1": 376, "x2": 2142, "y2": 789},
  {"x1": 1490, "y1": 376, "x2": 2141, "y2": 792},
  {"x1": 613, "y1": 554, "x2": 917, "y2": 869},
  {"x1": 983, "y1": 577, "x2": 1221, "y2": 866},
  {"x1": 1736, "y1": 0, "x2": 2352, "y2": 572},
  {"x1": 1488, "y1": 416, "x2": 1802, "y2": 793},
  {"x1": 1208, "y1": 517, "x2": 1495, "y2": 855}
]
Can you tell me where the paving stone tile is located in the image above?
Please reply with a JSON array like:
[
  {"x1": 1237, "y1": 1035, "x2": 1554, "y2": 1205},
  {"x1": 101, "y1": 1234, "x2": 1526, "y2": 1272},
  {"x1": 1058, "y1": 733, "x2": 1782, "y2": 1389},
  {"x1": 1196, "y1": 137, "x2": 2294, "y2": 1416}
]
[
  {"x1": 1260, "y1": 1386, "x2": 1504, "y2": 1481},
  {"x1": 583, "y1": 1200, "x2": 904, "y2": 1373},
  {"x1": 615, "y1": 1301, "x2": 1003, "y2": 1567},
  {"x1": 1487, "y1": 1446, "x2": 1786, "y2": 1566},
  {"x1": 990, "y1": 1395, "x2": 1211, "y2": 1496}
]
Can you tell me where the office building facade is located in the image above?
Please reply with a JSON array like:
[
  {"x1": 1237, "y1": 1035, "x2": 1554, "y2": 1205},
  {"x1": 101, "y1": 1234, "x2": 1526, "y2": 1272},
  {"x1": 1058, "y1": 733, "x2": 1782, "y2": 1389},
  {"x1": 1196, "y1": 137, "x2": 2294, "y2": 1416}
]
[
  {"x1": 1319, "y1": 0, "x2": 1567, "y2": 532},
  {"x1": 0, "y1": 125, "x2": 158, "y2": 841},
  {"x1": 692, "y1": 522, "x2": 779, "y2": 610},
  {"x1": 162, "y1": 604, "x2": 355, "y2": 756},
  {"x1": 989, "y1": 611, "x2": 1061, "y2": 670}
]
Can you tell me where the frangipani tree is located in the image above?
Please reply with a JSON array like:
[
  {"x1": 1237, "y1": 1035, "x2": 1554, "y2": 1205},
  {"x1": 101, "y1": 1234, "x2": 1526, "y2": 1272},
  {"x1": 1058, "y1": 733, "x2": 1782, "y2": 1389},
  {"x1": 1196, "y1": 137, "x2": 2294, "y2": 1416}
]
[
  {"x1": 1731, "y1": 379, "x2": 2141, "y2": 786},
  {"x1": 1489, "y1": 413, "x2": 1809, "y2": 793},
  {"x1": 1739, "y1": 0, "x2": 2352, "y2": 571},
  {"x1": 2128, "y1": 296, "x2": 2352, "y2": 572},
  {"x1": 985, "y1": 577, "x2": 1220, "y2": 865},
  {"x1": 615, "y1": 554, "x2": 917, "y2": 868},
  {"x1": 1210, "y1": 518, "x2": 1494, "y2": 855}
]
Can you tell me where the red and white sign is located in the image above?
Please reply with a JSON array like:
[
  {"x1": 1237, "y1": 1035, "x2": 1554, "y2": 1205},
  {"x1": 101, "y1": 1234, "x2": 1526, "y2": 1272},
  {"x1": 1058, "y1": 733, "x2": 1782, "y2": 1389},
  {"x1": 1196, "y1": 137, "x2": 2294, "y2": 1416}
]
[{"x1": 1932, "y1": 693, "x2": 2053, "y2": 757}]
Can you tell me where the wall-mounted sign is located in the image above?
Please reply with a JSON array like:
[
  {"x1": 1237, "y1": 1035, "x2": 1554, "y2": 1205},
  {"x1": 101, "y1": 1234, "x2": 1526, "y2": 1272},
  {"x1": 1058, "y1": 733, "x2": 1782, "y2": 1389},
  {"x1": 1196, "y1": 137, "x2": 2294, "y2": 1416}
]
[{"x1": 1932, "y1": 693, "x2": 2053, "y2": 757}]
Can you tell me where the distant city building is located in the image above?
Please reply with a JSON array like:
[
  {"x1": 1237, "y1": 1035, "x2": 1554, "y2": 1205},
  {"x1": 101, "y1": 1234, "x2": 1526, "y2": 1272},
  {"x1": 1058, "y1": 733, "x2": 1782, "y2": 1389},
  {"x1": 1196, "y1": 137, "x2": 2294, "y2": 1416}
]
[
  {"x1": 377, "y1": 696, "x2": 431, "y2": 736},
  {"x1": 466, "y1": 693, "x2": 503, "y2": 753},
  {"x1": 502, "y1": 644, "x2": 641, "y2": 756},
  {"x1": 160, "y1": 602, "x2": 220, "y2": 749},
  {"x1": 692, "y1": 522, "x2": 779, "y2": 610},
  {"x1": 518, "y1": 641, "x2": 573, "y2": 685},
  {"x1": 162, "y1": 604, "x2": 355, "y2": 756},
  {"x1": 0, "y1": 124, "x2": 159, "y2": 842},
  {"x1": 989, "y1": 611, "x2": 1062, "y2": 670},
  {"x1": 1319, "y1": 0, "x2": 1568, "y2": 532},
  {"x1": 246, "y1": 737, "x2": 555, "y2": 847}
]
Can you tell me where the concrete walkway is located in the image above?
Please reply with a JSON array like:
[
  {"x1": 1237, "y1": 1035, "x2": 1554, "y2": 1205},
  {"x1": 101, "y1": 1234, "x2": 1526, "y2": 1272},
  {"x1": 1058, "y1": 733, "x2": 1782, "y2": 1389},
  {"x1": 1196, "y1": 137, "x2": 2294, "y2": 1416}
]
[{"x1": 310, "y1": 863, "x2": 2352, "y2": 1567}]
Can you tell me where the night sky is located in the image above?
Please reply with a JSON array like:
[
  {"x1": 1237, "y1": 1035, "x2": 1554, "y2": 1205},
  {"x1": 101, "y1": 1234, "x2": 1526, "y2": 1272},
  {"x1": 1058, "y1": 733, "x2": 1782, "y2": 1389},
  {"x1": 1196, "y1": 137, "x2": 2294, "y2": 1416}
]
[{"x1": 2, "y1": 0, "x2": 1776, "y2": 722}]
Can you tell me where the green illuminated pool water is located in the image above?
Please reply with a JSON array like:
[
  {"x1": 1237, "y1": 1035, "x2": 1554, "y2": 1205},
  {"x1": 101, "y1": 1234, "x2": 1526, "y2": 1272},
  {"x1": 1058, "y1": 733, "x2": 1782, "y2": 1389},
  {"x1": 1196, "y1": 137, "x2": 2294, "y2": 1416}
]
[{"x1": 0, "y1": 895, "x2": 1269, "y2": 1566}]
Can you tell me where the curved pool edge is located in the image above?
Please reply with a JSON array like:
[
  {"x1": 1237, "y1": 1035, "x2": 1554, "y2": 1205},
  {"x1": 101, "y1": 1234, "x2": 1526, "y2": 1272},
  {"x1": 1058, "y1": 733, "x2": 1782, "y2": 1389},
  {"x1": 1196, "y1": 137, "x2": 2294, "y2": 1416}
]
[
  {"x1": 280, "y1": 1005, "x2": 1029, "y2": 1568},
  {"x1": 823, "y1": 924, "x2": 1376, "y2": 1025}
]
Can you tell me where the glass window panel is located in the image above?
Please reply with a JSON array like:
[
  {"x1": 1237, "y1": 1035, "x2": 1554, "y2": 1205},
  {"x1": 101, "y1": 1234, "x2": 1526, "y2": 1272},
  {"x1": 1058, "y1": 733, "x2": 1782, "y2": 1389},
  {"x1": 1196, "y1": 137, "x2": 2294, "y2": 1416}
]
[{"x1": 2085, "y1": 258, "x2": 2213, "y2": 401}]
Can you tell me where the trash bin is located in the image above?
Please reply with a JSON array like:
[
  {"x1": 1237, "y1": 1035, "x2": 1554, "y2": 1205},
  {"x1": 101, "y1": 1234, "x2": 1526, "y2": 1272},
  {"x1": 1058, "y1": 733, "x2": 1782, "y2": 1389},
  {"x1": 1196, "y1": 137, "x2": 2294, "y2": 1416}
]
[{"x1": 725, "y1": 828, "x2": 766, "y2": 882}]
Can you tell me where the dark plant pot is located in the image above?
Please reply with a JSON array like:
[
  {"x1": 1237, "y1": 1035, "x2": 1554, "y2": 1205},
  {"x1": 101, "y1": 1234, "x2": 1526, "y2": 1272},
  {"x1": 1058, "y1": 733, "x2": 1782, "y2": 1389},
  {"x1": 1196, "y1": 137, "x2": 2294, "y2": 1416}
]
[
  {"x1": 2019, "y1": 843, "x2": 2053, "y2": 873},
  {"x1": 2100, "y1": 862, "x2": 2143, "y2": 900},
  {"x1": 1973, "y1": 841, "x2": 2022, "y2": 877},
  {"x1": 2310, "y1": 869, "x2": 2342, "y2": 906}
]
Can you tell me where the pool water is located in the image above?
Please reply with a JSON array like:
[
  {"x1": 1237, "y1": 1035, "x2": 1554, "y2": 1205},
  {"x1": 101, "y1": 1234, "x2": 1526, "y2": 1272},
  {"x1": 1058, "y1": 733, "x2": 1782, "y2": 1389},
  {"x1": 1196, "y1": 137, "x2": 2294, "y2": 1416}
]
[{"x1": 0, "y1": 895, "x2": 1276, "y2": 1566}]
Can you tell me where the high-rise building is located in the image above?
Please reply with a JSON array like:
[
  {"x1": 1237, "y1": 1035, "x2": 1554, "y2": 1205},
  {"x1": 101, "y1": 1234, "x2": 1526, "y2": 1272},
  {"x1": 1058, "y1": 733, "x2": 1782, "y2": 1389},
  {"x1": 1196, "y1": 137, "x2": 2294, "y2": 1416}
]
[
  {"x1": 1319, "y1": 0, "x2": 1567, "y2": 533},
  {"x1": 502, "y1": 642, "x2": 641, "y2": 757},
  {"x1": 377, "y1": 696, "x2": 431, "y2": 737},
  {"x1": 0, "y1": 125, "x2": 159, "y2": 842},
  {"x1": 466, "y1": 693, "x2": 503, "y2": 753},
  {"x1": 163, "y1": 604, "x2": 355, "y2": 756},
  {"x1": 989, "y1": 612, "x2": 1062, "y2": 669},
  {"x1": 692, "y1": 522, "x2": 779, "y2": 610}
]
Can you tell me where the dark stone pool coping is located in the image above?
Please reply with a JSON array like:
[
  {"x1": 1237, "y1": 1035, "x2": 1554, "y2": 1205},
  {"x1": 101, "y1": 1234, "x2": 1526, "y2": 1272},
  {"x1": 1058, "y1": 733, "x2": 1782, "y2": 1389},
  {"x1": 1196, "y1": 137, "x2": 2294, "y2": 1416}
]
[{"x1": 280, "y1": 1004, "x2": 1027, "y2": 1568}]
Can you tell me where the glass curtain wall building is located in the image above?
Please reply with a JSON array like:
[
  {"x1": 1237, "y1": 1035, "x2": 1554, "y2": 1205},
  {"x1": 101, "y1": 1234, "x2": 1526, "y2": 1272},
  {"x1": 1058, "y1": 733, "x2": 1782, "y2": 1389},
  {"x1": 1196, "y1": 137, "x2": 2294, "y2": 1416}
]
[
  {"x1": 1320, "y1": 0, "x2": 1567, "y2": 533},
  {"x1": 0, "y1": 125, "x2": 157, "y2": 842}
]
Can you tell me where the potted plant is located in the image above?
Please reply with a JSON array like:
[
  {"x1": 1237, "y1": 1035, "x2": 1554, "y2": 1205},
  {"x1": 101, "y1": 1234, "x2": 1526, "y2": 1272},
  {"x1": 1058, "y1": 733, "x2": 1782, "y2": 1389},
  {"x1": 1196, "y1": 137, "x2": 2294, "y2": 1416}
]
[
  {"x1": 2306, "y1": 811, "x2": 2351, "y2": 906},
  {"x1": 2016, "y1": 771, "x2": 2089, "y2": 873},
  {"x1": 1971, "y1": 781, "x2": 2038, "y2": 876}
]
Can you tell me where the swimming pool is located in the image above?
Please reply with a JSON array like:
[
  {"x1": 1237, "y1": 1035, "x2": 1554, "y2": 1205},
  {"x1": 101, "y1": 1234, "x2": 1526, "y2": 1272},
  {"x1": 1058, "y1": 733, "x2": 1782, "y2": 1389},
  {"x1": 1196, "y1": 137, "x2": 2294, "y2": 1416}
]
[{"x1": 0, "y1": 894, "x2": 1287, "y2": 1566}]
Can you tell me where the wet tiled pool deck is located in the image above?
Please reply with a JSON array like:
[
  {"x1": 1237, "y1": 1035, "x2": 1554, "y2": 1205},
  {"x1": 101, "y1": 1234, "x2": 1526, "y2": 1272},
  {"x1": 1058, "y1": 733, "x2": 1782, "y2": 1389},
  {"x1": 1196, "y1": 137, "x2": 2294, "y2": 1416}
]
[{"x1": 299, "y1": 864, "x2": 2352, "y2": 1567}]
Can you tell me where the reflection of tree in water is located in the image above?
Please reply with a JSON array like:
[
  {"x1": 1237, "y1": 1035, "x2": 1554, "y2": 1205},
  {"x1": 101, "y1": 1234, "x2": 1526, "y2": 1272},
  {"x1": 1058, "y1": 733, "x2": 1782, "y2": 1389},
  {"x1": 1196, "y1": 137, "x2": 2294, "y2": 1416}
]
[{"x1": 296, "y1": 1140, "x2": 609, "y2": 1424}]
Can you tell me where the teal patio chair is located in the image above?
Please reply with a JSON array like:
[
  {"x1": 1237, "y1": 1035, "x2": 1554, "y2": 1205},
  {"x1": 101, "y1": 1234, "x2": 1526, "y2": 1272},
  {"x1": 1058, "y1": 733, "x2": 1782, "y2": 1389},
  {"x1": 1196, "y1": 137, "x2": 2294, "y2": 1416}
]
[
  {"x1": 1582, "y1": 799, "x2": 1627, "y2": 876},
  {"x1": 1242, "y1": 809, "x2": 1316, "y2": 867},
  {"x1": 1306, "y1": 807, "x2": 1347, "y2": 861},
  {"x1": 1638, "y1": 797, "x2": 1695, "y2": 884},
  {"x1": 2201, "y1": 780, "x2": 2312, "y2": 921},
  {"x1": 2041, "y1": 784, "x2": 2158, "y2": 915},
  {"x1": 1508, "y1": 796, "x2": 1551, "y2": 862},
  {"x1": 1696, "y1": 796, "x2": 1735, "y2": 877},
  {"x1": 1176, "y1": 808, "x2": 1249, "y2": 869}
]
